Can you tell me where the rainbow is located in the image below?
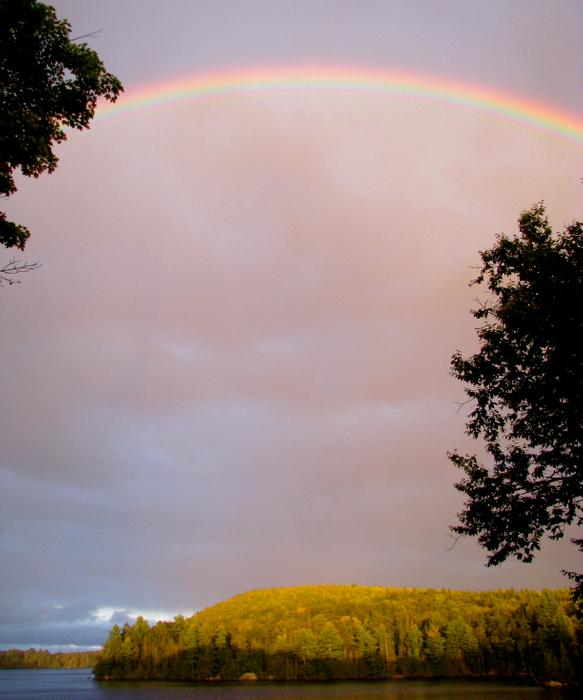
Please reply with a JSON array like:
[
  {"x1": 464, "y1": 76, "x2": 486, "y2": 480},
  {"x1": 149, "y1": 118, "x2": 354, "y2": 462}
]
[{"x1": 97, "y1": 66, "x2": 583, "y2": 144}]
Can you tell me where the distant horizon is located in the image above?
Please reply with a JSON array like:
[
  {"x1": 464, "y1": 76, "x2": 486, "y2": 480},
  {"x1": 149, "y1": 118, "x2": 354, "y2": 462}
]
[{"x1": 0, "y1": 579, "x2": 577, "y2": 653}]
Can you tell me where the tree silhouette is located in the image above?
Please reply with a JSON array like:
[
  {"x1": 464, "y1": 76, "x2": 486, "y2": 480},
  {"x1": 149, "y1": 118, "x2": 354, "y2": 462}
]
[
  {"x1": 0, "y1": 0, "x2": 122, "y2": 250},
  {"x1": 450, "y1": 203, "x2": 582, "y2": 599}
]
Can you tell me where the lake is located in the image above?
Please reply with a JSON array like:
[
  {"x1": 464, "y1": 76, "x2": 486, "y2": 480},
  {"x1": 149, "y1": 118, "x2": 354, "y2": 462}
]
[{"x1": 0, "y1": 669, "x2": 578, "y2": 699}]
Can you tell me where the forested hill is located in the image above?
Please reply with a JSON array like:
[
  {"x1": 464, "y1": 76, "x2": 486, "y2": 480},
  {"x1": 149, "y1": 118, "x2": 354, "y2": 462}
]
[{"x1": 94, "y1": 585, "x2": 582, "y2": 684}]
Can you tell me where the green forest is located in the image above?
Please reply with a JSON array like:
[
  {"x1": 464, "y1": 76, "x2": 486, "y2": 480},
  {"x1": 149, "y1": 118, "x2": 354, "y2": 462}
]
[
  {"x1": 0, "y1": 647, "x2": 99, "y2": 669},
  {"x1": 94, "y1": 585, "x2": 582, "y2": 684}
]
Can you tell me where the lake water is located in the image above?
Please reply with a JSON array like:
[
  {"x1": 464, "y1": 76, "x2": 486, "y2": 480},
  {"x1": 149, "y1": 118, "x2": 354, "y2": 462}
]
[{"x1": 0, "y1": 669, "x2": 578, "y2": 699}]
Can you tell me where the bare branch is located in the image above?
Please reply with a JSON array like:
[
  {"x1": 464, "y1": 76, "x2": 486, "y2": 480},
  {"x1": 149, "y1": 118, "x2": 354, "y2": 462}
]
[
  {"x1": 454, "y1": 397, "x2": 474, "y2": 414},
  {"x1": 445, "y1": 531, "x2": 464, "y2": 552},
  {"x1": 71, "y1": 29, "x2": 103, "y2": 42},
  {"x1": 0, "y1": 258, "x2": 41, "y2": 286}
]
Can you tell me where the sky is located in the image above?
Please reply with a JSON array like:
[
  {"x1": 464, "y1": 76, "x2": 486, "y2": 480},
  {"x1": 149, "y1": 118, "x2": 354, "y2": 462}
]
[{"x1": 0, "y1": 0, "x2": 582, "y2": 651}]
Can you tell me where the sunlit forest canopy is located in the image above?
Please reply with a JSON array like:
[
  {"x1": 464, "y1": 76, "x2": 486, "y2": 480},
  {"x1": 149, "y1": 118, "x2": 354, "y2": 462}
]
[{"x1": 95, "y1": 585, "x2": 582, "y2": 683}]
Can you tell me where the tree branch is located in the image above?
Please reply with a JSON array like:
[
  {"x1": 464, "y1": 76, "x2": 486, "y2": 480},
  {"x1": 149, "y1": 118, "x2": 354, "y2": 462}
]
[{"x1": 0, "y1": 258, "x2": 41, "y2": 286}]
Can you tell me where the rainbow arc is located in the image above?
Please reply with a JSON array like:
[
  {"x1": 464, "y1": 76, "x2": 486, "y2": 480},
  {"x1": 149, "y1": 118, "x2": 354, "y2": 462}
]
[{"x1": 97, "y1": 66, "x2": 583, "y2": 144}]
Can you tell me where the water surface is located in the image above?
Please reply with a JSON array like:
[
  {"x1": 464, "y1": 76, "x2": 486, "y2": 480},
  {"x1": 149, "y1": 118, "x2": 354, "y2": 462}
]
[{"x1": 0, "y1": 669, "x2": 577, "y2": 699}]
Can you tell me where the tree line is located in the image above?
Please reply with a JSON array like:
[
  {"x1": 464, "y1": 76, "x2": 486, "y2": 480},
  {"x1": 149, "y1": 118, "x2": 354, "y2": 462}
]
[
  {"x1": 94, "y1": 585, "x2": 582, "y2": 684},
  {"x1": 0, "y1": 647, "x2": 99, "y2": 669}
]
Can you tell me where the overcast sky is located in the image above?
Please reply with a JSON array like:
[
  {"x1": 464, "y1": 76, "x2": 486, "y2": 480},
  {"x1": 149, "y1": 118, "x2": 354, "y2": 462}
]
[{"x1": 1, "y1": 0, "x2": 582, "y2": 651}]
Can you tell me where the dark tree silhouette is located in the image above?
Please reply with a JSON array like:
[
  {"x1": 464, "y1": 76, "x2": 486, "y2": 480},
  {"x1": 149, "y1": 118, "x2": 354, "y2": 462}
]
[
  {"x1": 450, "y1": 203, "x2": 582, "y2": 599},
  {"x1": 0, "y1": 0, "x2": 122, "y2": 250}
]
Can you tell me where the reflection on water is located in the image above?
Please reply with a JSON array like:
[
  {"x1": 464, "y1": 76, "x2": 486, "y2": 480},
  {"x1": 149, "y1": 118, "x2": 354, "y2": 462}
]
[{"x1": 0, "y1": 669, "x2": 577, "y2": 699}]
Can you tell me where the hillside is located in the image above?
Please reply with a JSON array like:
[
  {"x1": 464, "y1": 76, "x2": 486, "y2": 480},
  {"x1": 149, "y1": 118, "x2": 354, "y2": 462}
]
[{"x1": 94, "y1": 585, "x2": 582, "y2": 683}]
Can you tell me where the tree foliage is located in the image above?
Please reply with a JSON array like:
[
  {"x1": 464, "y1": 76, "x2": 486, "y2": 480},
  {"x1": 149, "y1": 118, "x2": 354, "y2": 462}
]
[
  {"x1": 0, "y1": 0, "x2": 122, "y2": 250},
  {"x1": 94, "y1": 585, "x2": 582, "y2": 683},
  {"x1": 449, "y1": 203, "x2": 582, "y2": 584},
  {"x1": 0, "y1": 647, "x2": 99, "y2": 669}
]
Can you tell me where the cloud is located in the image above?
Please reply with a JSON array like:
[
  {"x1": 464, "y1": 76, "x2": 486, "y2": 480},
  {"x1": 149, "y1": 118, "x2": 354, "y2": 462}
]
[{"x1": 1, "y1": 90, "x2": 581, "y2": 648}]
